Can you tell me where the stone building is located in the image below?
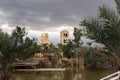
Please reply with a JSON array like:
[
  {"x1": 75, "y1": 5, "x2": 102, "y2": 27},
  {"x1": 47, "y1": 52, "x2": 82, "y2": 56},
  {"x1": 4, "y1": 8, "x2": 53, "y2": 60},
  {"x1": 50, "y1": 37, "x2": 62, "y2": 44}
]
[
  {"x1": 40, "y1": 33, "x2": 50, "y2": 45},
  {"x1": 60, "y1": 30, "x2": 70, "y2": 45}
]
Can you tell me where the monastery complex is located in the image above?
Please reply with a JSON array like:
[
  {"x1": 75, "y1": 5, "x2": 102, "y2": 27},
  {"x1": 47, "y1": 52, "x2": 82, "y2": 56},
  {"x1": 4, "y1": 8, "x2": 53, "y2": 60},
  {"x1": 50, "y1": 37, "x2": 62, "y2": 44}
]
[{"x1": 40, "y1": 29, "x2": 70, "y2": 45}]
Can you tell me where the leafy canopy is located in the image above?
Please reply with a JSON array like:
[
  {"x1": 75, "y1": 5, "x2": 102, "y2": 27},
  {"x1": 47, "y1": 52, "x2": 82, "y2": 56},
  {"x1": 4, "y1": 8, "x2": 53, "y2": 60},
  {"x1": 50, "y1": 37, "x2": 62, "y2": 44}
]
[
  {"x1": 0, "y1": 26, "x2": 39, "y2": 74},
  {"x1": 80, "y1": 0, "x2": 120, "y2": 57}
]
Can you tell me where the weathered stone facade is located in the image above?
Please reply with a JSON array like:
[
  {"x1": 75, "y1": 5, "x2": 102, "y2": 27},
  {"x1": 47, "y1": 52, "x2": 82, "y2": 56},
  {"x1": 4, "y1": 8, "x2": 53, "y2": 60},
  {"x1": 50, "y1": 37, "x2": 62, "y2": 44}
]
[
  {"x1": 60, "y1": 30, "x2": 69, "y2": 45},
  {"x1": 40, "y1": 33, "x2": 50, "y2": 45}
]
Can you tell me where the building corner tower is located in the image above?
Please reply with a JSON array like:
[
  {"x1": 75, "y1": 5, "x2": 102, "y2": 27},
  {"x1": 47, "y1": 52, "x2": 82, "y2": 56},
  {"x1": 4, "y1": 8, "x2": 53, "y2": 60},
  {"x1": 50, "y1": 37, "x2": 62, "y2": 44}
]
[{"x1": 40, "y1": 33, "x2": 50, "y2": 45}]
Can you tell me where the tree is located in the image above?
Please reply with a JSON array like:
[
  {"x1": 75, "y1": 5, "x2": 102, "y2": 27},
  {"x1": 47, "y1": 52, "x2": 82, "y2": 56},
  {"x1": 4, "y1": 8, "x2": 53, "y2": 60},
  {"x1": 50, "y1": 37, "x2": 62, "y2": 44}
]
[
  {"x1": 73, "y1": 27, "x2": 83, "y2": 46},
  {"x1": 0, "y1": 26, "x2": 39, "y2": 80},
  {"x1": 40, "y1": 43, "x2": 49, "y2": 57},
  {"x1": 50, "y1": 44, "x2": 62, "y2": 67},
  {"x1": 72, "y1": 27, "x2": 83, "y2": 60},
  {"x1": 84, "y1": 47, "x2": 118, "y2": 69},
  {"x1": 60, "y1": 42, "x2": 73, "y2": 59},
  {"x1": 39, "y1": 43, "x2": 62, "y2": 67},
  {"x1": 80, "y1": 0, "x2": 120, "y2": 66}
]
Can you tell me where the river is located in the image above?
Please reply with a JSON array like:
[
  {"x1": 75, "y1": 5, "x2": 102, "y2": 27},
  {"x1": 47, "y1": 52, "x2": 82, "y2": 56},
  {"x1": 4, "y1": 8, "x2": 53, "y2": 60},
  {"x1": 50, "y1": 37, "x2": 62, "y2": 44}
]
[{"x1": 12, "y1": 69, "x2": 116, "y2": 80}]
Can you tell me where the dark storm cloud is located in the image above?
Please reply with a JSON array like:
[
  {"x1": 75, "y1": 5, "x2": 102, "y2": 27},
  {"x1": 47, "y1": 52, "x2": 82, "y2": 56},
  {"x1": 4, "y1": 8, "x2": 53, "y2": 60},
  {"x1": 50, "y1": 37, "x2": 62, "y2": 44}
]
[{"x1": 0, "y1": 0, "x2": 115, "y2": 31}]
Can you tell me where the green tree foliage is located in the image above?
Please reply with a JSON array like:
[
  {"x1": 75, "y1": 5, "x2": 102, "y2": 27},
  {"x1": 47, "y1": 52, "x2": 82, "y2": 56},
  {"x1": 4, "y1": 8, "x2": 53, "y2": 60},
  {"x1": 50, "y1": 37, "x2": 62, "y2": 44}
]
[
  {"x1": 58, "y1": 43, "x2": 73, "y2": 58},
  {"x1": 84, "y1": 48, "x2": 117, "y2": 69},
  {"x1": 39, "y1": 43, "x2": 62, "y2": 67},
  {"x1": 0, "y1": 26, "x2": 39, "y2": 80},
  {"x1": 39, "y1": 43, "x2": 60, "y2": 55},
  {"x1": 50, "y1": 44, "x2": 62, "y2": 67},
  {"x1": 80, "y1": 0, "x2": 120, "y2": 64},
  {"x1": 39, "y1": 43, "x2": 49, "y2": 56},
  {"x1": 73, "y1": 27, "x2": 83, "y2": 46}
]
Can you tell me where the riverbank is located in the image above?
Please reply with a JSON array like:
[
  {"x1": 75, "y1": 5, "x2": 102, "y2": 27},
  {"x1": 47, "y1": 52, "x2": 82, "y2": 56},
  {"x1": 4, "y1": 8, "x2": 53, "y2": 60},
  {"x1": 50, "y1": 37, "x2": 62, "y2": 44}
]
[
  {"x1": 13, "y1": 68, "x2": 66, "y2": 72},
  {"x1": 11, "y1": 68, "x2": 117, "y2": 80}
]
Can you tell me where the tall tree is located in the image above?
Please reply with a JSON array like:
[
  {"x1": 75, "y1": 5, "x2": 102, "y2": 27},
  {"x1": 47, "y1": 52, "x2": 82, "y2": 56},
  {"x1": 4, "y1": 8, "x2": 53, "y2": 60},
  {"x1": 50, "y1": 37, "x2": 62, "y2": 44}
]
[
  {"x1": 0, "y1": 26, "x2": 39, "y2": 80},
  {"x1": 80, "y1": 0, "x2": 120, "y2": 65},
  {"x1": 73, "y1": 27, "x2": 83, "y2": 46}
]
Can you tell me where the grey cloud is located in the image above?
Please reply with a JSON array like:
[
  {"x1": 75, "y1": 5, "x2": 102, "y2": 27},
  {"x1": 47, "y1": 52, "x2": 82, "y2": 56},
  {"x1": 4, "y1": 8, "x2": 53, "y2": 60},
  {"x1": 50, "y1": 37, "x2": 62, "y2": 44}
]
[{"x1": 0, "y1": 0, "x2": 115, "y2": 31}]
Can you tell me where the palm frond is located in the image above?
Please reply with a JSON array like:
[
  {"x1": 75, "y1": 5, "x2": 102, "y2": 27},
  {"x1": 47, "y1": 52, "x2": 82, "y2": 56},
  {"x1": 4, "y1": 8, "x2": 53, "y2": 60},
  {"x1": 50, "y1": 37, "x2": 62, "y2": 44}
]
[{"x1": 115, "y1": 0, "x2": 120, "y2": 15}]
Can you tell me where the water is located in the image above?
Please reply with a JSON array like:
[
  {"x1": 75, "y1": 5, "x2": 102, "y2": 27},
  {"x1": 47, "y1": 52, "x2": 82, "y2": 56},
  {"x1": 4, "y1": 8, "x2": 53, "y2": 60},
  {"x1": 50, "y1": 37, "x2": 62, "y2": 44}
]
[{"x1": 12, "y1": 69, "x2": 116, "y2": 80}]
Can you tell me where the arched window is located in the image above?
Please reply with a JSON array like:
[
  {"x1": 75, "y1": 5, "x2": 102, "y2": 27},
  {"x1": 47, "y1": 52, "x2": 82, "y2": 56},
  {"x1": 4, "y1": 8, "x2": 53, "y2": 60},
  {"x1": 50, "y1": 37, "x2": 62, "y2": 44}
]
[
  {"x1": 64, "y1": 33, "x2": 68, "y2": 37},
  {"x1": 65, "y1": 33, "x2": 68, "y2": 37},
  {"x1": 64, "y1": 39, "x2": 68, "y2": 43},
  {"x1": 64, "y1": 39, "x2": 66, "y2": 43},
  {"x1": 64, "y1": 33, "x2": 66, "y2": 36}
]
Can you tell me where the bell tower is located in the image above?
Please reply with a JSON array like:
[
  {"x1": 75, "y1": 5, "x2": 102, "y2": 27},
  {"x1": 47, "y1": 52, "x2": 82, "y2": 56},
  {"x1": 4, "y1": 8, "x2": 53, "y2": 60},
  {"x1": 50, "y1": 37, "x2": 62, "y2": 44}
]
[{"x1": 60, "y1": 30, "x2": 69, "y2": 45}]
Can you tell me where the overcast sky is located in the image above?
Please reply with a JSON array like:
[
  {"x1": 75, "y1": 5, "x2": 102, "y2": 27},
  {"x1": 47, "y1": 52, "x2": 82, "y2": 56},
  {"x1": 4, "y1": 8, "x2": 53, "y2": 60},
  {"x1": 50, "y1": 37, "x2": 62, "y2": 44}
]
[{"x1": 0, "y1": 0, "x2": 115, "y2": 44}]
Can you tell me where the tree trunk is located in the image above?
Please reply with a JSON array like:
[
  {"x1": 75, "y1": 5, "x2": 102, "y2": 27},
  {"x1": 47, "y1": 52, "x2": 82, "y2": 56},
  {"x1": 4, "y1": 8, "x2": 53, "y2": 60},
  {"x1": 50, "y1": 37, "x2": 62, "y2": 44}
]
[
  {"x1": 0, "y1": 73, "x2": 10, "y2": 80},
  {"x1": 110, "y1": 52, "x2": 120, "y2": 67},
  {"x1": 0, "y1": 64, "x2": 11, "y2": 80},
  {"x1": 70, "y1": 57, "x2": 73, "y2": 68}
]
